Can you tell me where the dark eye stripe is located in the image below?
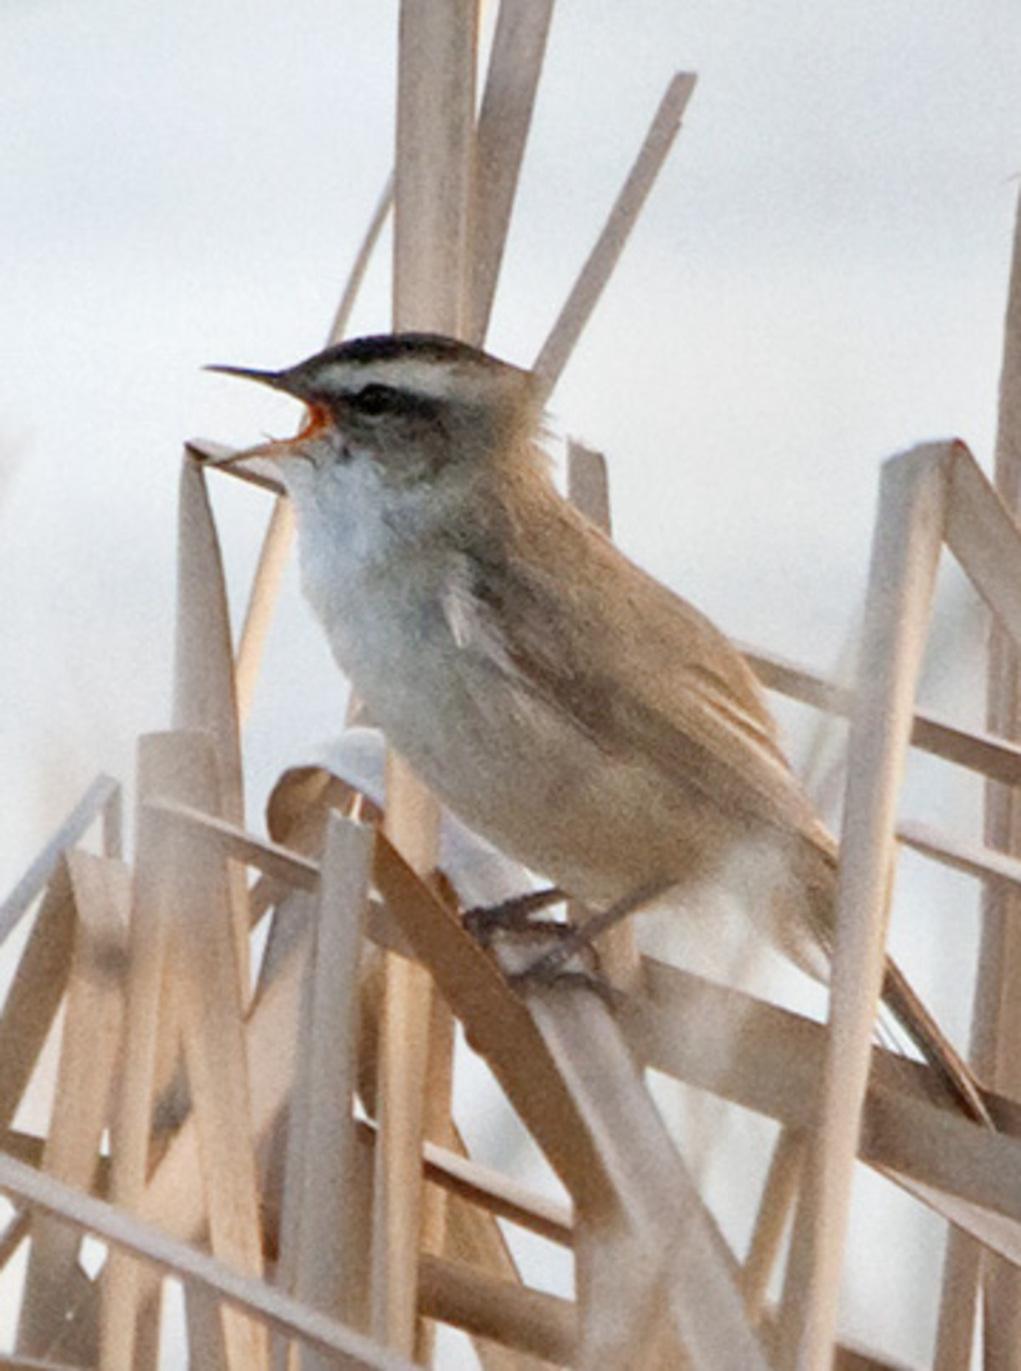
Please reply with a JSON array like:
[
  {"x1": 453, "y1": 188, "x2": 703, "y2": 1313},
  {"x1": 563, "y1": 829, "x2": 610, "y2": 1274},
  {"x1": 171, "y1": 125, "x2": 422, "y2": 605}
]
[
  {"x1": 351, "y1": 383, "x2": 398, "y2": 416},
  {"x1": 346, "y1": 383, "x2": 444, "y2": 427}
]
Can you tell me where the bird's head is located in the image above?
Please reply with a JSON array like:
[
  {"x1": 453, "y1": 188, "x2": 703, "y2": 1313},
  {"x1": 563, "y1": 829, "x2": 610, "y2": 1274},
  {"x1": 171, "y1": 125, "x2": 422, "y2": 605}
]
[{"x1": 207, "y1": 333, "x2": 544, "y2": 530}]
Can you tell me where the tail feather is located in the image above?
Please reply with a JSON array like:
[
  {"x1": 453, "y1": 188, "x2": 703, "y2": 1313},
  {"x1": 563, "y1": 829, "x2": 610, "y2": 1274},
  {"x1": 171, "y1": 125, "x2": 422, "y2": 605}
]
[
  {"x1": 880, "y1": 957, "x2": 991, "y2": 1127},
  {"x1": 797, "y1": 831, "x2": 990, "y2": 1127}
]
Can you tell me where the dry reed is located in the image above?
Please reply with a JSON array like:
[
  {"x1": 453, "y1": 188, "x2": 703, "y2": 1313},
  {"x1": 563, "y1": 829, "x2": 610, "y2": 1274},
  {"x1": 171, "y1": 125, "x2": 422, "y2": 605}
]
[{"x1": 3, "y1": 4, "x2": 1021, "y2": 1369}]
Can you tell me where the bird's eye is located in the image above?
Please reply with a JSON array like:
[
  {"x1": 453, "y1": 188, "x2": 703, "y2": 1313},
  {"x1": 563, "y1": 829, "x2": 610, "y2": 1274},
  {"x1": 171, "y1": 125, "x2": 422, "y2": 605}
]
[{"x1": 352, "y1": 383, "x2": 398, "y2": 417}]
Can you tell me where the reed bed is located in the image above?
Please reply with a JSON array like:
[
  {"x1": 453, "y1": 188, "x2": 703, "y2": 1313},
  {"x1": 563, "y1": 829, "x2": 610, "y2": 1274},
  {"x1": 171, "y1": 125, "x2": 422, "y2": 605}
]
[{"x1": 3, "y1": 3, "x2": 1021, "y2": 1368}]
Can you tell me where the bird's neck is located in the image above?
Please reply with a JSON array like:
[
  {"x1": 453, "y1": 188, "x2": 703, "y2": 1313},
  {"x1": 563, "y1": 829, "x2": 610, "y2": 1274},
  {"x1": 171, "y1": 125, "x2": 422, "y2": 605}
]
[{"x1": 291, "y1": 437, "x2": 557, "y2": 619}]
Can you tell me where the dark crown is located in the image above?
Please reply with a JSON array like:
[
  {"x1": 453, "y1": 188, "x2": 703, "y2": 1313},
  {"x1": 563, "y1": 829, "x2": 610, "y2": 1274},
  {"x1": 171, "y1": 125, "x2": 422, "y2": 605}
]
[{"x1": 305, "y1": 332, "x2": 508, "y2": 374}]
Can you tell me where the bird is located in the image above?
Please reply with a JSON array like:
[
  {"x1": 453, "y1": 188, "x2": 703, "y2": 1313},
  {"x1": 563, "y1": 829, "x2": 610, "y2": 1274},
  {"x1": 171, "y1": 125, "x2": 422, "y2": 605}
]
[{"x1": 208, "y1": 330, "x2": 987, "y2": 1122}]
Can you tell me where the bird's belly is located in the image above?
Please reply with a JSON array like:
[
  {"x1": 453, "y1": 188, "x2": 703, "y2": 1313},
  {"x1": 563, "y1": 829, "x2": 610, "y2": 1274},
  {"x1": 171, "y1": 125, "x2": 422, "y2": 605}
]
[
  {"x1": 312, "y1": 582, "x2": 819, "y2": 955},
  {"x1": 340, "y1": 632, "x2": 728, "y2": 907},
  {"x1": 321, "y1": 639, "x2": 828, "y2": 996}
]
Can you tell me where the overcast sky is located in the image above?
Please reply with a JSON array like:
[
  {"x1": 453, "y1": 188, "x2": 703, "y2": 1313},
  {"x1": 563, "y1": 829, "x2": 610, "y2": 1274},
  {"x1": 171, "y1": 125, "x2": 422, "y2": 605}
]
[
  {"x1": 3, "y1": 1, "x2": 1020, "y2": 1364},
  {"x1": 3, "y1": 0, "x2": 1018, "y2": 830}
]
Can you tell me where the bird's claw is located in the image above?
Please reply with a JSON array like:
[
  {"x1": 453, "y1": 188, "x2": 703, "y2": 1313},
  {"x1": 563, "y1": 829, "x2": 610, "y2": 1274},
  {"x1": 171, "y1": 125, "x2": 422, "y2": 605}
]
[
  {"x1": 482, "y1": 921, "x2": 622, "y2": 1010},
  {"x1": 463, "y1": 888, "x2": 625, "y2": 1008},
  {"x1": 461, "y1": 886, "x2": 564, "y2": 945},
  {"x1": 506, "y1": 956, "x2": 624, "y2": 1011}
]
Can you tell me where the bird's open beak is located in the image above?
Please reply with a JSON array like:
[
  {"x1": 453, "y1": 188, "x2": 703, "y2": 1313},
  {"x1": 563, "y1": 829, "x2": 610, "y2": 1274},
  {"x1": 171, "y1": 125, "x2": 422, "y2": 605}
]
[
  {"x1": 203, "y1": 362, "x2": 326, "y2": 471},
  {"x1": 202, "y1": 437, "x2": 288, "y2": 471},
  {"x1": 205, "y1": 362, "x2": 296, "y2": 392}
]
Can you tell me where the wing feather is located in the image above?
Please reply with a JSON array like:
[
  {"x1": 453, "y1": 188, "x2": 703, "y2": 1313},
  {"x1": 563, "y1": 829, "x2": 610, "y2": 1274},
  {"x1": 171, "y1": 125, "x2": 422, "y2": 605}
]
[{"x1": 442, "y1": 500, "x2": 826, "y2": 850}]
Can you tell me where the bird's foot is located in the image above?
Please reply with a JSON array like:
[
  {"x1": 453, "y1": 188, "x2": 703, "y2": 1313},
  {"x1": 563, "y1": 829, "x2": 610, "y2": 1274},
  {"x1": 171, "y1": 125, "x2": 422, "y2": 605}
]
[
  {"x1": 465, "y1": 898, "x2": 618, "y2": 1005},
  {"x1": 503, "y1": 877, "x2": 673, "y2": 1007},
  {"x1": 493, "y1": 920, "x2": 622, "y2": 1009},
  {"x1": 519, "y1": 877, "x2": 670, "y2": 979},
  {"x1": 462, "y1": 886, "x2": 564, "y2": 945}
]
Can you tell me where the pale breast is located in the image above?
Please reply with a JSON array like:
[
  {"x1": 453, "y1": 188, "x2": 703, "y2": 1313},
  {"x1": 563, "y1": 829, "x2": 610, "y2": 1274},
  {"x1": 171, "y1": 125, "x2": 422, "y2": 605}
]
[
  {"x1": 291, "y1": 485, "x2": 826, "y2": 975},
  {"x1": 310, "y1": 581, "x2": 727, "y2": 906}
]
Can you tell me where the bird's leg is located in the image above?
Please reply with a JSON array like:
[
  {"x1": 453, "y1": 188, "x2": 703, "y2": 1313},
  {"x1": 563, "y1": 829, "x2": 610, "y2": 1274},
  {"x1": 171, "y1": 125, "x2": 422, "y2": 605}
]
[
  {"x1": 467, "y1": 888, "x2": 622, "y2": 1005},
  {"x1": 512, "y1": 878, "x2": 672, "y2": 986},
  {"x1": 461, "y1": 886, "x2": 565, "y2": 944},
  {"x1": 490, "y1": 918, "x2": 618, "y2": 1006}
]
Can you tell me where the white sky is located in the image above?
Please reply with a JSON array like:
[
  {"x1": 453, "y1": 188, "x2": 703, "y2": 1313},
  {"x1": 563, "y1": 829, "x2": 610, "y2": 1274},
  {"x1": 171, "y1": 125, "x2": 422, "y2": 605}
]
[{"x1": 2, "y1": 1, "x2": 1020, "y2": 1364}]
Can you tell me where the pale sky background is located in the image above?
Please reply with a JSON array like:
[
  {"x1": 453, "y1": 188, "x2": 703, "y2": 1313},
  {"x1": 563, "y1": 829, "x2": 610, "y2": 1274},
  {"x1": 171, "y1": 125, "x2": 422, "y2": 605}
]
[{"x1": 2, "y1": 1, "x2": 1020, "y2": 1365}]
